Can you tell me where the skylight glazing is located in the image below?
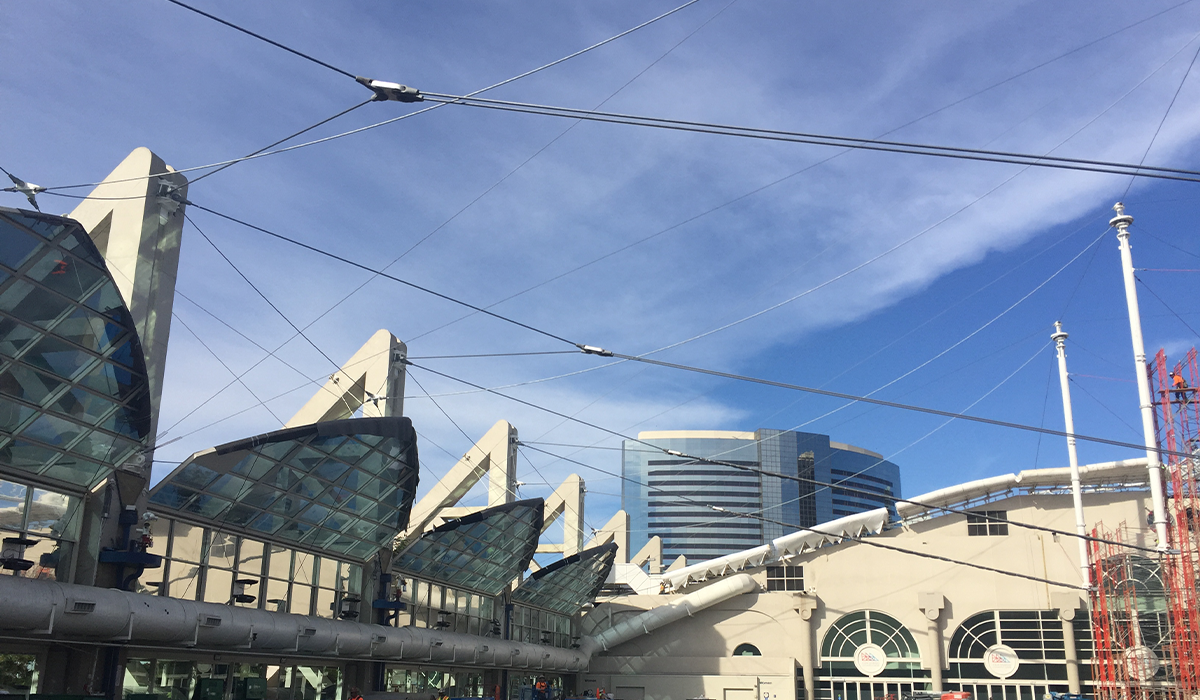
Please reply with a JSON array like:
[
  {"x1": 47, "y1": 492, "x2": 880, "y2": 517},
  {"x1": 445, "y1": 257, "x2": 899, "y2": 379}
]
[
  {"x1": 0, "y1": 208, "x2": 151, "y2": 492},
  {"x1": 148, "y1": 417, "x2": 418, "y2": 561},
  {"x1": 394, "y1": 498, "x2": 543, "y2": 596},
  {"x1": 511, "y1": 542, "x2": 618, "y2": 615}
]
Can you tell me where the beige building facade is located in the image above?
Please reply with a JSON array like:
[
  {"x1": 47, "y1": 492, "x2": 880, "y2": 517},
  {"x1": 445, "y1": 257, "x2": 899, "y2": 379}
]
[{"x1": 581, "y1": 485, "x2": 1153, "y2": 700}]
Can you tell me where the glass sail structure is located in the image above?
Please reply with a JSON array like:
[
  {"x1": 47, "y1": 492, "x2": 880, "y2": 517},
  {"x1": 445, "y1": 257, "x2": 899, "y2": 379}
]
[
  {"x1": 394, "y1": 498, "x2": 543, "y2": 596},
  {"x1": 0, "y1": 207, "x2": 152, "y2": 493},
  {"x1": 149, "y1": 417, "x2": 418, "y2": 561},
  {"x1": 512, "y1": 542, "x2": 618, "y2": 615}
]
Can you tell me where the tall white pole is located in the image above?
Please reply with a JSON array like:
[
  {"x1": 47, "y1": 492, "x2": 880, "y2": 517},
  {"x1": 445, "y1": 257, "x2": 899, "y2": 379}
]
[
  {"x1": 1052, "y1": 321, "x2": 1091, "y2": 585},
  {"x1": 1111, "y1": 202, "x2": 1171, "y2": 550}
]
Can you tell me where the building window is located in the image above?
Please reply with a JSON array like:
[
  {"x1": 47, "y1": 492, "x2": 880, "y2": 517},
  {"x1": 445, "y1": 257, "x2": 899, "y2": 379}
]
[
  {"x1": 733, "y1": 643, "x2": 761, "y2": 656},
  {"x1": 766, "y1": 565, "x2": 804, "y2": 591},
  {"x1": 966, "y1": 511, "x2": 1008, "y2": 536}
]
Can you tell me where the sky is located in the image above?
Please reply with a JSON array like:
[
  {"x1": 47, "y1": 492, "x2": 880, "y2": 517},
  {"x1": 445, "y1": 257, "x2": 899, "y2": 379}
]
[{"x1": 3, "y1": 1, "x2": 1200, "y2": 545}]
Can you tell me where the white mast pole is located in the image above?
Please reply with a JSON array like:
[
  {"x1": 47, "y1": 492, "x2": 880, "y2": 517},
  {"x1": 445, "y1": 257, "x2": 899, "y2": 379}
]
[
  {"x1": 1052, "y1": 321, "x2": 1091, "y2": 585},
  {"x1": 1111, "y1": 202, "x2": 1171, "y2": 550}
]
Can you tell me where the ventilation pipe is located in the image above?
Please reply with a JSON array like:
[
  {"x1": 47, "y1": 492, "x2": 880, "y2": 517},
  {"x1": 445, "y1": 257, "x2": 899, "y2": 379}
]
[
  {"x1": 0, "y1": 574, "x2": 588, "y2": 671},
  {"x1": 0, "y1": 569, "x2": 759, "y2": 669},
  {"x1": 580, "y1": 573, "x2": 758, "y2": 655}
]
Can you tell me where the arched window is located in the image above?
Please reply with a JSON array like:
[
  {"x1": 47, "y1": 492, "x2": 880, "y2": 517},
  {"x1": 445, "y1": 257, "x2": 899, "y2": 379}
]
[
  {"x1": 1096, "y1": 554, "x2": 1167, "y2": 614},
  {"x1": 732, "y1": 643, "x2": 761, "y2": 656},
  {"x1": 948, "y1": 610, "x2": 1095, "y2": 682},
  {"x1": 822, "y1": 610, "x2": 920, "y2": 660},
  {"x1": 820, "y1": 611, "x2": 922, "y2": 678}
]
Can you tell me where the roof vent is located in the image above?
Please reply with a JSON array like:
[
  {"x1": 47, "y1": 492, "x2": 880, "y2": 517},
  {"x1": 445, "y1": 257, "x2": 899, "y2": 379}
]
[
  {"x1": 198, "y1": 615, "x2": 222, "y2": 628},
  {"x1": 300, "y1": 627, "x2": 317, "y2": 637},
  {"x1": 66, "y1": 600, "x2": 96, "y2": 614}
]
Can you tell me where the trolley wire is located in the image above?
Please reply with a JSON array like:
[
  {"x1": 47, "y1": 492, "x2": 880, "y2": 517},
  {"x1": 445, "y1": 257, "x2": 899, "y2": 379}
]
[
  {"x1": 1122, "y1": 36, "x2": 1200, "y2": 197},
  {"x1": 182, "y1": 192, "x2": 1192, "y2": 461},
  {"x1": 402, "y1": 358, "x2": 1176, "y2": 557},
  {"x1": 164, "y1": 0, "x2": 359, "y2": 79},
  {"x1": 27, "y1": 0, "x2": 1194, "y2": 202},
  {"x1": 419, "y1": 91, "x2": 1200, "y2": 184},
  {"x1": 519, "y1": 443, "x2": 1088, "y2": 590}
]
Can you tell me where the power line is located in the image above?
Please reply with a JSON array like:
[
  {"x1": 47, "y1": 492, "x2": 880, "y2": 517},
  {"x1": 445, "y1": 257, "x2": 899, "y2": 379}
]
[
  {"x1": 1069, "y1": 376, "x2": 1145, "y2": 440},
  {"x1": 408, "y1": 351, "x2": 579, "y2": 360},
  {"x1": 164, "y1": 0, "x2": 359, "y2": 80},
  {"x1": 420, "y1": 92, "x2": 1200, "y2": 184},
  {"x1": 39, "y1": 0, "x2": 704, "y2": 197},
  {"x1": 185, "y1": 100, "x2": 373, "y2": 189},
  {"x1": 1123, "y1": 37, "x2": 1200, "y2": 197},
  {"x1": 519, "y1": 443, "x2": 1087, "y2": 591},
  {"x1": 184, "y1": 200, "x2": 1187, "y2": 460},
  {"x1": 187, "y1": 202, "x2": 579, "y2": 347},
  {"x1": 1137, "y1": 274, "x2": 1200, "y2": 340},
  {"x1": 186, "y1": 214, "x2": 345, "y2": 371},
  {"x1": 518, "y1": 419, "x2": 1158, "y2": 558},
  {"x1": 406, "y1": 355, "x2": 1194, "y2": 540},
  {"x1": 594, "y1": 350, "x2": 1196, "y2": 460}
]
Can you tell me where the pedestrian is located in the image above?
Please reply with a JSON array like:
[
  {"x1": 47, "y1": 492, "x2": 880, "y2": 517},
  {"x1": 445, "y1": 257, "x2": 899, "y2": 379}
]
[
  {"x1": 349, "y1": 689, "x2": 364, "y2": 700},
  {"x1": 1171, "y1": 371, "x2": 1190, "y2": 404}
]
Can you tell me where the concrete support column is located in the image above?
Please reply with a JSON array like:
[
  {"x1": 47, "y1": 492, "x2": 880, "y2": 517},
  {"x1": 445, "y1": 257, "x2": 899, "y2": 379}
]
[
  {"x1": 1052, "y1": 592, "x2": 1083, "y2": 694},
  {"x1": 918, "y1": 593, "x2": 945, "y2": 692},
  {"x1": 795, "y1": 595, "x2": 818, "y2": 700}
]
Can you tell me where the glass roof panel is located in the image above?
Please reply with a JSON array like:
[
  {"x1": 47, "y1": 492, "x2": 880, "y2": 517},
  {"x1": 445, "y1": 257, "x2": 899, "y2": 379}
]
[
  {"x1": 148, "y1": 416, "x2": 418, "y2": 562},
  {"x1": 0, "y1": 208, "x2": 152, "y2": 493},
  {"x1": 511, "y1": 542, "x2": 618, "y2": 615},
  {"x1": 394, "y1": 498, "x2": 544, "y2": 596}
]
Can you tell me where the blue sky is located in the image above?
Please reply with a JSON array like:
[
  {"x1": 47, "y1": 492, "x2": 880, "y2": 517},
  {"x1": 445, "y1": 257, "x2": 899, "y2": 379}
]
[{"x1": 4, "y1": 1, "x2": 1200, "y2": 540}]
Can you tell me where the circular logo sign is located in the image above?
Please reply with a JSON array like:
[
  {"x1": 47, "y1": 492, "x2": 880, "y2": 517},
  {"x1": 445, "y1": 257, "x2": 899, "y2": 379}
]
[
  {"x1": 983, "y1": 645, "x2": 1020, "y2": 679},
  {"x1": 853, "y1": 644, "x2": 888, "y2": 676},
  {"x1": 1123, "y1": 646, "x2": 1160, "y2": 681}
]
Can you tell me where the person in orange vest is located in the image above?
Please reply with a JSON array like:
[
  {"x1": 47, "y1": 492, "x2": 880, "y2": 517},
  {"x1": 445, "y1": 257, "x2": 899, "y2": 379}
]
[
  {"x1": 1170, "y1": 371, "x2": 1190, "y2": 404},
  {"x1": 534, "y1": 678, "x2": 549, "y2": 700}
]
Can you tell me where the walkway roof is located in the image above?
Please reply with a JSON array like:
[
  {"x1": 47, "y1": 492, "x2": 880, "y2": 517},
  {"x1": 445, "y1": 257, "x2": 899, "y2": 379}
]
[
  {"x1": 149, "y1": 416, "x2": 418, "y2": 561},
  {"x1": 395, "y1": 498, "x2": 543, "y2": 595},
  {"x1": 0, "y1": 208, "x2": 152, "y2": 493},
  {"x1": 512, "y1": 542, "x2": 618, "y2": 615}
]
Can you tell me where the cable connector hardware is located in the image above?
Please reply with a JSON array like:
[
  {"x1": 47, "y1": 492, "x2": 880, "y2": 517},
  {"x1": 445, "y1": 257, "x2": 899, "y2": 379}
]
[
  {"x1": 577, "y1": 344, "x2": 613, "y2": 356},
  {"x1": 356, "y1": 77, "x2": 423, "y2": 103}
]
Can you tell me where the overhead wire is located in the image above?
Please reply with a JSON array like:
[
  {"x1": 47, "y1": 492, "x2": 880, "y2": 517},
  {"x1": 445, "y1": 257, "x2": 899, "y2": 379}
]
[
  {"x1": 395, "y1": 20, "x2": 1200, "y2": 349},
  {"x1": 620, "y1": 223, "x2": 1112, "y2": 500},
  {"x1": 180, "y1": 200, "x2": 1191, "y2": 463},
  {"x1": 163, "y1": 0, "x2": 359, "y2": 79},
  {"x1": 419, "y1": 90, "x2": 1200, "y2": 183},
  {"x1": 25, "y1": 0, "x2": 1195, "y2": 203},
  {"x1": 408, "y1": 351, "x2": 578, "y2": 360},
  {"x1": 1068, "y1": 376, "x2": 1145, "y2": 439},
  {"x1": 231, "y1": 0, "x2": 735, "y2": 389},
  {"x1": 400, "y1": 357, "x2": 1180, "y2": 566},
  {"x1": 519, "y1": 443, "x2": 1088, "y2": 590},
  {"x1": 1122, "y1": 37, "x2": 1200, "y2": 197},
  {"x1": 597, "y1": 351, "x2": 1197, "y2": 461},
  {"x1": 37, "y1": 0, "x2": 704, "y2": 196},
  {"x1": 510, "y1": 391, "x2": 1161, "y2": 558},
  {"x1": 185, "y1": 213, "x2": 346, "y2": 371},
  {"x1": 168, "y1": 308, "x2": 286, "y2": 426},
  {"x1": 598, "y1": 40, "x2": 1185, "y2": 362},
  {"x1": 1136, "y1": 273, "x2": 1200, "y2": 340}
]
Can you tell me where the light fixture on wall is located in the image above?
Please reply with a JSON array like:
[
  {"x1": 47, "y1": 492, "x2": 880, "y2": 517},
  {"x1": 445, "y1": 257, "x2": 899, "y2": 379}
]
[
  {"x1": 339, "y1": 594, "x2": 362, "y2": 620},
  {"x1": 0, "y1": 536, "x2": 37, "y2": 572},
  {"x1": 232, "y1": 578, "x2": 258, "y2": 605},
  {"x1": 436, "y1": 609, "x2": 453, "y2": 629}
]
